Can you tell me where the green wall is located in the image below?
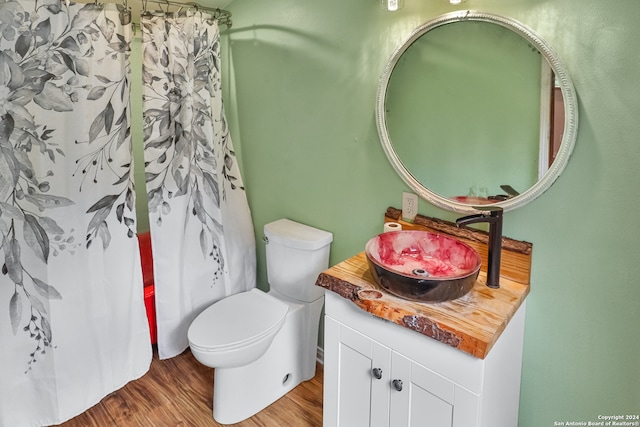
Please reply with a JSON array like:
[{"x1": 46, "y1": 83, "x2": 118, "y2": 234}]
[
  {"x1": 128, "y1": 0, "x2": 640, "y2": 424},
  {"x1": 215, "y1": 0, "x2": 640, "y2": 424},
  {"x1": 131, "y1": 37, "x2": 150, "y2": 233}
]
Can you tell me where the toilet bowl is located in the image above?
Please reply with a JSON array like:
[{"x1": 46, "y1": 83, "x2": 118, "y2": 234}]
[
  {"x1": 188, "y1": 289, "x2": 288, "y2": 369},
  {"x1": 187, "y1": 219, "x2": 333, "y2": 425}
]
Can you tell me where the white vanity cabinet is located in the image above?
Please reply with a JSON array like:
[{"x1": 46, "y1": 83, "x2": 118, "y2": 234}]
[
  {"x1": 322, "y1": 291, "x2": 526, "y2": 427},
  {"x1": 324, "y1": 317, "x2": 477, "y2": 427}
]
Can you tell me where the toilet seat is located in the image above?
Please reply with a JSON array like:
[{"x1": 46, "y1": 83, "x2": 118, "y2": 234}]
[{"x1": 188, "y1": 289, "x2": 289, "y2": 352}]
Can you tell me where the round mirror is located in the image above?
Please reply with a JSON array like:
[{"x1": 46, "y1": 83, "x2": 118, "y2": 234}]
[{"x1": 376, "y1": 10, "x2": 578, "y2": 213}]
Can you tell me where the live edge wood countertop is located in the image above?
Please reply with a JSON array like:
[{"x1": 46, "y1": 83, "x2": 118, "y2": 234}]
[{"x1": 315, "y1": 207, "x2": 532, "y2": 359}]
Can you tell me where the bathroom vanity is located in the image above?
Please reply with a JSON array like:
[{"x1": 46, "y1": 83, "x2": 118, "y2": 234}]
[
  {"x1": 318, "y1": 7, "x2": 577, "y2": 426},
  {"x1": 316, "y1": 209, "x2": 532, "y2": 427}
]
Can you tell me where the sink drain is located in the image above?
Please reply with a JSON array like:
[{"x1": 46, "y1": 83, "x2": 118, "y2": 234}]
[{"x1": 412, "y1": 268, "x2": 430, "y2": 277}]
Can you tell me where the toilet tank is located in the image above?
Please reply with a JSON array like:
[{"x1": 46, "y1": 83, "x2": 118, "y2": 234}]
[{"x1": 264, "y1": 219, "x2": 333, "y2": 303}]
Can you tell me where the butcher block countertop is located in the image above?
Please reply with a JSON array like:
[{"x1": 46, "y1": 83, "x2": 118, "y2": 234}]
[{"x1": 315, "y1": 208, "x2": 532, "y2": 359}]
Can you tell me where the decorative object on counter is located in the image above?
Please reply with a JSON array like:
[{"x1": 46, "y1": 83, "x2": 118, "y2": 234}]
[
  {"x1": 383, "y1": 221, "x2": 402, "y2": 232},
  {"x1": 455, "y1": 206, "x2": 503, "y2": 289},
  {"x1": 315, "y1": 207, "x2": 532, "y2": 358},
  {"x1": 365, "y1": 230, "x2": 481, "y2": 302}
]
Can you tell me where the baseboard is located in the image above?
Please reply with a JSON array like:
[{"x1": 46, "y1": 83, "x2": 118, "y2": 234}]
[{"x1": 316, "y1": 346, "x2": 324, "y2": 365}]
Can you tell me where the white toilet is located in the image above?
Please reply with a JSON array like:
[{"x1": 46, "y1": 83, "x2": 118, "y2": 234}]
[{"x1": 187, "y1": 218, "x2": 333, "y2": 425}]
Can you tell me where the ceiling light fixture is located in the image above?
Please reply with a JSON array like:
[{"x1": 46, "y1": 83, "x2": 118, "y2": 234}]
[{"x1": 381, "y1": 0, "x2": 404, "y2": 12}]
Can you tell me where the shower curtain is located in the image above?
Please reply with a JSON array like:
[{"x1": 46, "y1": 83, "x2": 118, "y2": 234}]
[
  {"x1": 141, "y1": 11, "x2": 256, "y2": 359},
  {"x1": 0, "y1": 2, "x2": 151, "y2": 425}
]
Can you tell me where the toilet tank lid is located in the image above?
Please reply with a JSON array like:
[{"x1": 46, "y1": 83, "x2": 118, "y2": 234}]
[{"x1": 264, "y1": 219, "x2": 333, "y2": 251}]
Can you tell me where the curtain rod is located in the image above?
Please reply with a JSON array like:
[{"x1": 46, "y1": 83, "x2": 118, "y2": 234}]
[{"x1": 139, "y1": 0, "x2": 232, "y2": 27}]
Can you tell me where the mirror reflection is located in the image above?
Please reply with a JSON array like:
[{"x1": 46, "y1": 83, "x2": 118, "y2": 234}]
[{"x1": 377, "y1": 11, "x2": 577, "y2": 213}]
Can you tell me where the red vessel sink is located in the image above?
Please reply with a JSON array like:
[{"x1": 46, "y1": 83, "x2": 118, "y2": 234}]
[{"x1": 365, "y1": 230, "x2": 481, "y2": 302}]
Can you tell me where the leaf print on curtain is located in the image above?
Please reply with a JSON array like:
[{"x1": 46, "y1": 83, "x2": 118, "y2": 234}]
[
  {"x1": 142, "y1": 11, "x2": 256, "y2": 359},
  {"x1": 0, "y1": 2, "x2": 151, "y2": 426}
]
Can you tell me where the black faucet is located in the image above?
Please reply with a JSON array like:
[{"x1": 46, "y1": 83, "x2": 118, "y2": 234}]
[{"x1": 455, "y1": 206, "x2": 503, "y2": 289}]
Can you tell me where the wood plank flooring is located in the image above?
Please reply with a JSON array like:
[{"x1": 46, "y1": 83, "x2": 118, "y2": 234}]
[{"x1": 58, "y1": 349, "x2": 323, "y2": 426}]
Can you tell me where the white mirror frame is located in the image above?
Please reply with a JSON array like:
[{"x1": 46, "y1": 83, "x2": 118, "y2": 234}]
[{"x1": 376, "y1": 10, "x2": 579, "y2": 214}]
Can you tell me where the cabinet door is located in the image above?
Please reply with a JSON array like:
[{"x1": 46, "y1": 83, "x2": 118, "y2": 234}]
[
  {"x1": 389, "y1": 352, "x2": 454, "y2": 427},
  {"x1": 324, "y1": 317, "x2": 391, "y2": 427}
]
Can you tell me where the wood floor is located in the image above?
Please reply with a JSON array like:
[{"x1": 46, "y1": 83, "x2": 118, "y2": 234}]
[{"x1": 58, "y1": 349, "x2": 324, "y2": 426}]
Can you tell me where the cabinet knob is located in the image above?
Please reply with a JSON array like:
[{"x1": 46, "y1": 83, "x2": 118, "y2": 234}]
[
  {"x1": 392, "y1": 379, "x2": 403, "y2": 391},
  {"x1": 372, "y1": 368, "x2": 383, "y2": 379}
]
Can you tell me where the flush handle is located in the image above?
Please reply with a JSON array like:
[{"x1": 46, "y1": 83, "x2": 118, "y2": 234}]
[
  {"x1": 372, "y1": 368, "x2": 383, "y2": 380},
  {"x1": 392, "y1": 379, "x2": 403, "y2": 392}
]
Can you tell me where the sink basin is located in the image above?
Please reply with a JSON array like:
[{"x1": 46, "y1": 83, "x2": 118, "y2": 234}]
[
  {"x1": 365, "y1": 230, "x2": 481, "y2": 302},
  {"x1": 451, "y1": 196, "x2": 496, "y2": 205}
]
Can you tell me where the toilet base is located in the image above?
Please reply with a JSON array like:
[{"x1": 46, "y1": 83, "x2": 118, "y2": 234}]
[{"x1": 212, "y1": 294, "x2": 324, "y2": 425}]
